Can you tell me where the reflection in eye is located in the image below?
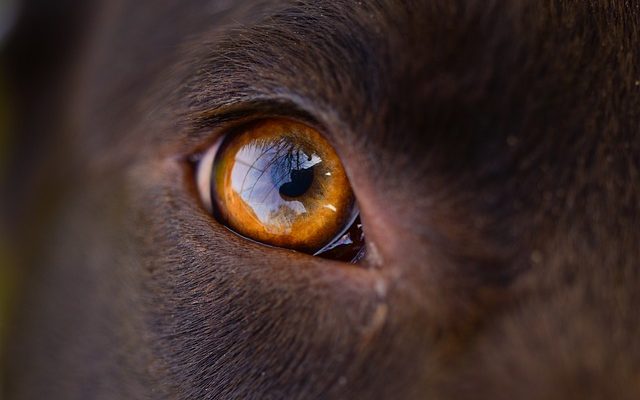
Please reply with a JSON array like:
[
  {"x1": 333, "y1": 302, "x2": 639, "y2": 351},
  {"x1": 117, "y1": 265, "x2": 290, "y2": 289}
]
[{"x1": 196, "y1": 118, "x2": 365, "y2": 262}]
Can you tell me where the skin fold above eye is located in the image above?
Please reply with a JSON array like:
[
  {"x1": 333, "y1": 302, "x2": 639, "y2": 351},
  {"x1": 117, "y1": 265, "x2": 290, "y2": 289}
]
[{"x1": 196, "y1": 118, "x2": 365, "y2": 259}]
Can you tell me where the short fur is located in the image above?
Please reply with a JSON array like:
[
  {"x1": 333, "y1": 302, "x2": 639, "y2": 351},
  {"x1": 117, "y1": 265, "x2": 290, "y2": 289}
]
[{"x1": 3, "y1": 0, "x2": 640, "y2": 399}]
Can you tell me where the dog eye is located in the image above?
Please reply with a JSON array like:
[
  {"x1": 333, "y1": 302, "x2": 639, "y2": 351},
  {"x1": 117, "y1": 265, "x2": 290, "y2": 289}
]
[{"x1": 196, "y1": 118, "x2": 365, "y2": 262}]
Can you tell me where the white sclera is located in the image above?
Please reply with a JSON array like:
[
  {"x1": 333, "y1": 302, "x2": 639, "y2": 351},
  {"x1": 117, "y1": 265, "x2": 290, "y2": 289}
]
[{"x1": 196, "y1": 136, "x2": 224, "y2": 213}]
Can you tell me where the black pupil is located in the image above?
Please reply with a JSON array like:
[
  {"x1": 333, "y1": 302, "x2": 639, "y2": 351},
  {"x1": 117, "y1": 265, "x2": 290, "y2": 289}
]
[
  {"x1": 279, "y1": 165, "x2": 315, "y2": 197},
  {"x1": 273, "y1": 148, "x2": 318, "y2": 198}
]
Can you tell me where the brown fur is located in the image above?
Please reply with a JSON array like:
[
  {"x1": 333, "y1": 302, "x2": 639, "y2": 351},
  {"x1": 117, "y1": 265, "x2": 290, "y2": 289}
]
[{"x1": 3, "y1": 0, "x2": 640, "y2": 399}]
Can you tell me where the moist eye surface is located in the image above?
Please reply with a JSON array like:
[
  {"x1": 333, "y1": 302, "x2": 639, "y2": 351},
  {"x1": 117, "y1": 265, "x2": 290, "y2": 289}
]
[{"x1": 196, "y1": 118, "x2": 365, "y2": 261}]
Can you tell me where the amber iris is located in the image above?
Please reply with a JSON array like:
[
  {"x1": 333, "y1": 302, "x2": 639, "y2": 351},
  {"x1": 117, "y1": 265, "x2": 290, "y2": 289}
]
[{"x1": 208, "y1": 119, "x2": 357, "y2": 253}]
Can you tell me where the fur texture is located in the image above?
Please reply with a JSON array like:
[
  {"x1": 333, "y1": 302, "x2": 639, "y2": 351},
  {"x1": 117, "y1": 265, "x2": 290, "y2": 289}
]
[{"x1": 3, "y1": 0, "x2": 640, "y2": 399}]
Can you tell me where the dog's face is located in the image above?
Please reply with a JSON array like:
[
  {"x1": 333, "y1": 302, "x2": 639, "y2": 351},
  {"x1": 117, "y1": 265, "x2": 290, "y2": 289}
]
[{"x1": 5, "y1": 1, "x2": 640, "y2": 399}]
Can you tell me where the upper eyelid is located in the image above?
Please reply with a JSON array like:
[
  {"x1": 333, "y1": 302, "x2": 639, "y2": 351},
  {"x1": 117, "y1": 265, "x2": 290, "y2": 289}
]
[{"x1": 182, "y1": 96, "x2": 338, "y2": 154}]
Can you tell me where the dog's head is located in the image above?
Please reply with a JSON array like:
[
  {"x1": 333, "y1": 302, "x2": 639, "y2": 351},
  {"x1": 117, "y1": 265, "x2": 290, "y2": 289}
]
[{"x1": 4, "y1": 1, "x2": 640, "y2": 399}]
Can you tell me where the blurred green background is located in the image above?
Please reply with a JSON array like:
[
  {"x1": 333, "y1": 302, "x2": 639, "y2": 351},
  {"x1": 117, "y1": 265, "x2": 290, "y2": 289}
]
[
  {"x1": 1, "y1": 64, "x2": 15, "y2": 355},
  {"x1": 0, "y1": 0, "x2": 21, "y2": 385},
  {"x1": 0, "y1": 2, "x2": 89, "y2": 379}
]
